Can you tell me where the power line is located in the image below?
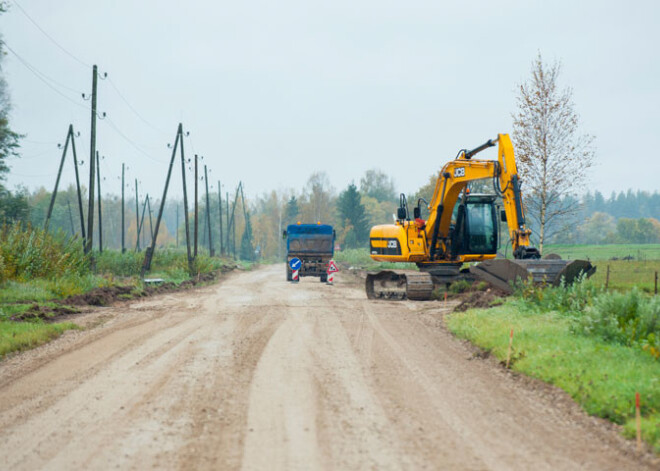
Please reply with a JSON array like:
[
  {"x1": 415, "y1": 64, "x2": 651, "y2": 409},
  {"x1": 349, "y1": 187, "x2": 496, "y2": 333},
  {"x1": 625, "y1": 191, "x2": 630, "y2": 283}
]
[
  {"x1": 102, "y1": 116, "x2": 168, "y2": 164},
  {"x1": 106, "y1": 77, "x2": 166, "y2": 135},
  {"x1": 1, "y1": 40, "x2": 88, "y2": 110},
  {"x1": 12, "y1": 0, "x2": 91, "y2": 69}
]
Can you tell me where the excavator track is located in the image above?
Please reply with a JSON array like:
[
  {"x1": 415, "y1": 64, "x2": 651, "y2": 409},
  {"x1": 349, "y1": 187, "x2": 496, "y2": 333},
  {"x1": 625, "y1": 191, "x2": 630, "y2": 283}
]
[{"x1": 365, "y1": 270, "x2": 434, "y2": 301}]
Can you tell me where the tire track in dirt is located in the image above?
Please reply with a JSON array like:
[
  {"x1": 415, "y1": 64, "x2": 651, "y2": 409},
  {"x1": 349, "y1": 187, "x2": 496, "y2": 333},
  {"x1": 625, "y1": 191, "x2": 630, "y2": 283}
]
[{"x1": 0, "y1": 265, "x2": 655, "y2": 470}]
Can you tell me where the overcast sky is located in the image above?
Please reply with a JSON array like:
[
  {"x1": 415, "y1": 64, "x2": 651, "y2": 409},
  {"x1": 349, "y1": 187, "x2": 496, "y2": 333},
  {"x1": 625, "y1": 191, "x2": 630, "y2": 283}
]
[{"x1": 1, "y1": 0, "x2": 659, "y2": 202}]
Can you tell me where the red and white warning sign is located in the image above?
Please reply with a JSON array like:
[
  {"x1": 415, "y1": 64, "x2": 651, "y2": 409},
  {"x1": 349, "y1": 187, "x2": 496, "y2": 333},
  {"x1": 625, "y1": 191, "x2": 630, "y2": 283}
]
[{"x1": 327, "y1": 260, "x2": 339, "y2": 273}]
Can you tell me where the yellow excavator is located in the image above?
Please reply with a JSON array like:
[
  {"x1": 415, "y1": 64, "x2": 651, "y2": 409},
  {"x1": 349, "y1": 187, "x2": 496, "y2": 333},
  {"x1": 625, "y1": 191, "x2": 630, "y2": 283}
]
[{"x1": 366, "y1": 133, "x2": 595, "y2": 300}]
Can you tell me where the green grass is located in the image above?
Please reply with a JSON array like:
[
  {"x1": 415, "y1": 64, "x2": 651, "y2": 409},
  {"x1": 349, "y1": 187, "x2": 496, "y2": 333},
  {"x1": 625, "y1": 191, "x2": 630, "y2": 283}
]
[
  {"x1": 589, "y1": 260, "x2": 659, "y2": 292},
  {"x1": 0, "y1": 320, "x2": 79, "y2": 357},
  {"x1": 0, "y1": 274, "x2": 111, "y2": 303},
  {"x1": 544, "y1": 243, "x2": 660, "y2": 261},
  {"x1": 447, "y1": 302, "x2": 660, "y2": 452}
]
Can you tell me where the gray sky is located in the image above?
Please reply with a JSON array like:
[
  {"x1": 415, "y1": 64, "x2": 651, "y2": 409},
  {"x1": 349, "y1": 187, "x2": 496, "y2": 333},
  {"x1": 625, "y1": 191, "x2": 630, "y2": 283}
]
[{"x1": 1, "y1": 0, "x2": 659, "y2": 201}]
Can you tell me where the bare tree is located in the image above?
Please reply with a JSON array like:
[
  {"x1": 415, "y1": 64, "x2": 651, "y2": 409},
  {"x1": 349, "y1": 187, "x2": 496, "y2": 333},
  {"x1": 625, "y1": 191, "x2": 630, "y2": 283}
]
[{"x1": 512, "y1": 53, "x2": 594, "y2": 254}]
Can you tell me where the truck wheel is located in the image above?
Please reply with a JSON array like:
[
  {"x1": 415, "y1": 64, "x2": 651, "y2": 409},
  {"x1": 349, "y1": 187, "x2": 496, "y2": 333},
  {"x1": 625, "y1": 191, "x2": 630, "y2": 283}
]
[{"x1": 320, "y1": 274, "x2": 327, "y2": 283}]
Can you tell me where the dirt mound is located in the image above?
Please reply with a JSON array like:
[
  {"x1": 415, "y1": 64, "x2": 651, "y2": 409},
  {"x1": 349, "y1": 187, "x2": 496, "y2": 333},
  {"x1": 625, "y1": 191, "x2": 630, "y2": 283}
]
[
  {"x1": 453, "y1": 289, "x2": 507, "y2": 312},
  {"x1": 10, "y1": 303, "x2": 81, "y2": 322},
  {"x1": 65, "y1": 285, "x2": 134, "y2": 306},
  {"x1": 10, "y1": 270, "x2": 225, "y2": 323}
]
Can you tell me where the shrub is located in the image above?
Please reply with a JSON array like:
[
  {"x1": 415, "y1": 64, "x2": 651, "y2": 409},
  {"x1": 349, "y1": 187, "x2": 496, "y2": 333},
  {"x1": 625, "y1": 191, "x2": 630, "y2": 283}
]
[
  {"x1": 574, "y1": 289, "x2": 660, "y2": 358},
  {"x1": 450, "y1": 279, "x2": 472, "y2": 294},
  {"x1": 0, "y1": 224, "x2": 87, "y2": 281}
]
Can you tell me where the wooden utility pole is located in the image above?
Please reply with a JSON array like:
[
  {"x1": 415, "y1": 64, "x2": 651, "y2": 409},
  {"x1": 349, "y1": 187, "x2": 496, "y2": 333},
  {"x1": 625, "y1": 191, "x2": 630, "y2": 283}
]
[
  {"x1": 141, "y1": 124, "x2": 183, "y2": 276},
  {"x1": 204, "y1": 165, "x2": 214, "y2": 256},
  {"x1": 70, "y1": 128, "x2": 85, "y2": 243},
  {"x1": 227, "y1": 183, "x2": 241, "y2": 260},
  {"x1": 147, "y1": 195, "x2": 154, "y2": 244},
  {"x1": 176, "y1": 204, "x2": 179, "y2": 247},
  {"x1": 121, "y1": 163, "x2": 125, "y2": 253},
  {"x1": 136, "y1": 195, "x2": 148, "y2": 252},
  {"x1": 96, "y1": 151, "x2": 103, "y2": 253},
  {"x1": 44, "y1": 126, "x2": 72, "y2": 232},
  {"x1": 85, "y1": 65, "x2": 98, "y2": 255},
  {"x1": 67, "y1": 199, "x2": 75, "y2": 236},
  {"x1": 179, "y1": 128, "x2": 193, "y2": 275},
  {"x1": 135, "y1": 179, "x2": 140, "y2": 251},
  {"x1": 218, "y1": 180, "x2": 224, "y2": 255},
  {"x1": 194, "y1": 155, "x2": 199, "y2": 259},
  {"x1": 226, "y1": 191, "x2": 230, "y2": 257}
]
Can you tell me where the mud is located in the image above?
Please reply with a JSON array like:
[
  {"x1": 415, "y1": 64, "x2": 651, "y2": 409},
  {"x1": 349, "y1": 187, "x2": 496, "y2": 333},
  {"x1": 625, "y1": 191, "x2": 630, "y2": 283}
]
[{"x1": 0, "y1": 265, "x2": 656, "y2": 470}]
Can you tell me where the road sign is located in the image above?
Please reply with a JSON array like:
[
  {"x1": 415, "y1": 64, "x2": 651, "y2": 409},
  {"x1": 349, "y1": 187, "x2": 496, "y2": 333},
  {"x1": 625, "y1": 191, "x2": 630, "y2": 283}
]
[
  {"x1": 327, "y1": 260, "x2": 339, "y2": 273},
  {"x1": 289, "y1": 257, "x2": 302, "y2": 271}
]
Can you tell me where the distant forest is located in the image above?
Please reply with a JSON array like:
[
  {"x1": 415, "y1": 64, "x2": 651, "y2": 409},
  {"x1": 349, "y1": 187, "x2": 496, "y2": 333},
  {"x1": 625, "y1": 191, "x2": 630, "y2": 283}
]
[{"x1": 1, "y1": 171, "x2": 659, "y2": 260}]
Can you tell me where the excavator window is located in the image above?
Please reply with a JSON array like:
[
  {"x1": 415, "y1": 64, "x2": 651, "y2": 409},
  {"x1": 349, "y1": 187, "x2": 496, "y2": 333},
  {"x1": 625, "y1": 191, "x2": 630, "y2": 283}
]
[
  {"x1": 449, "y1": 196, "x2": 498, "y2": 256},
  {"x1": 465, "y1": 201, "x2": 497, "y2": 254}
]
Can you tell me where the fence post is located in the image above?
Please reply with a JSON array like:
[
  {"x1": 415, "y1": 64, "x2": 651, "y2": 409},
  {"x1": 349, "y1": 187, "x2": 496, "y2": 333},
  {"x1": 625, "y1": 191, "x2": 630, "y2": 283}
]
[{"x1": 605, "y1": 264, "x2": 610, "y2": 290}]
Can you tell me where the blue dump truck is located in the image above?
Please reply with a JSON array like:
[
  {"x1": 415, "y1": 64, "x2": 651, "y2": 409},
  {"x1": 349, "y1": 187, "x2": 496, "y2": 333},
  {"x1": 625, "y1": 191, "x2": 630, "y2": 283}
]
[{"x1": 283, "y1": 223, "x2": 335, "y2": 282}]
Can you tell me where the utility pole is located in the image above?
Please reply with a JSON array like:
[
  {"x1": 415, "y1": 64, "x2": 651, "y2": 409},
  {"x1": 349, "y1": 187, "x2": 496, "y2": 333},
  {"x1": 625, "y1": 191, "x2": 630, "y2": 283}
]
[
  {"x1": 135, "y1": 179, "x2": 140, "y2": 251},
  {"x1": 141, "y1": 123, "x2": 183, "y2": 276},
  {"x1": 147, "y1": 195, "x2": 154, "y2": 245},
  {"x1": 227, "y1": 183, "x2": 241, "y2": 260},
  {"x1": 85, "y1": 64, "x2": 98, "y2": 255},
  {"x1": 121, "y1": 163, "x2": 125, "y2": 253},
  {"x1": 179, "y1": 128, "x2": 193, "y2": 275},
  {"x1": 176, "y1": 204, "x2": 179, "y2": 247},
  {"x1": 136, "y1": 194, "x2": 148, "y2": 252},
  {"x1": 194, "y1": 154, "x2": 199, "y2": 259},
  {"x1": 217, "y1": 180, "x2": 224, "y2": 255},
  {"x1": 70, "y1": 127, "x2": 85, "y2": 243},
  {"x1": 226, "y1": 191, "x2": 230, "y2": 256},
  {"x1": 96, "y1": 151, "x2": 103, "y2": 253},
  {"x1": 44, "y1": 126, "x2": 72, "y2": 232},
  {"x1": 67, "y1": 198, "x2": 75, "y2": 236},
  {"x1": 204, "y1": 165, "x2": 214, "y2": 256}
]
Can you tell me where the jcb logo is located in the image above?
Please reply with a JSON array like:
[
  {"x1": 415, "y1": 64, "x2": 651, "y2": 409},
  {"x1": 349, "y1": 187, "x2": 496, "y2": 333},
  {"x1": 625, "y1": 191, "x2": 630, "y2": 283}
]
[
  {"x1": 454, "y1": 167, "x2": 465, "y2": 178},
  {"x1": 387, "y1": 240, "x2": 398, "y2": 249}
]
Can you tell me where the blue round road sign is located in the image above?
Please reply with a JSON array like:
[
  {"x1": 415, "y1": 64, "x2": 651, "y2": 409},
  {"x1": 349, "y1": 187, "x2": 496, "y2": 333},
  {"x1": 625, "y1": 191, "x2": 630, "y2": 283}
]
[{"x1": 289, "y1": 258, "x2": 302, "y2": 270}]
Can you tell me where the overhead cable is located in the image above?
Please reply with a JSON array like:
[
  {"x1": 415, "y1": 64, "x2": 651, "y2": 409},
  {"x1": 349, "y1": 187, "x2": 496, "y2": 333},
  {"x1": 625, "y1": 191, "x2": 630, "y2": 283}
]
[{"x1": 12, "y1": 0, "x2": 91, "y2": 69}]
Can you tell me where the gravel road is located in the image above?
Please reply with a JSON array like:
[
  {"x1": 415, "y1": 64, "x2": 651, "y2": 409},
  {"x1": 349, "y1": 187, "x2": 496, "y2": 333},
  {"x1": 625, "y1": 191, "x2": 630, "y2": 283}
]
[{"x1": 0, "y1": 265, "x2": 654, "y2": 470}]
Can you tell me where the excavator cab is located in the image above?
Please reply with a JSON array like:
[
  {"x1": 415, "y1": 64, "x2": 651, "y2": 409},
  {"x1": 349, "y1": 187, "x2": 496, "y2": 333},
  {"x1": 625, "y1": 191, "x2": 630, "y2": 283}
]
[{"x1": 449, "y1": 194, "x2": 498, "y2": 257}]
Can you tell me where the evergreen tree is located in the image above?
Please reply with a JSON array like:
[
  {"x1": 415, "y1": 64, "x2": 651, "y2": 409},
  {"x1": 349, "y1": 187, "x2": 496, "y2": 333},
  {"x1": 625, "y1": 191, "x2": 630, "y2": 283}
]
[
  {"x1": 284, "y1": 195, "x2": 299, "y2": 226},
  {"x1": 337, "y1": 183, "x2": 369, "y2": 248}
]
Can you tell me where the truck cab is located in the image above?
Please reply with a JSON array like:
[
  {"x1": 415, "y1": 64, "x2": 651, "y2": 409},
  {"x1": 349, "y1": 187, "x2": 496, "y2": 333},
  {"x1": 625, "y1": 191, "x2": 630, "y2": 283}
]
[{"x1": 283, "y1": 223, "x2": 335, "y2": 282}]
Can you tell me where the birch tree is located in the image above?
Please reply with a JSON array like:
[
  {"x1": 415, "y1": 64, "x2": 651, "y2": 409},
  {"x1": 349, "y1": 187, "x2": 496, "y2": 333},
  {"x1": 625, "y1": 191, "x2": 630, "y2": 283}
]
[{"x1": 512, "y1": 53, "x2": 594, "y2": 254}]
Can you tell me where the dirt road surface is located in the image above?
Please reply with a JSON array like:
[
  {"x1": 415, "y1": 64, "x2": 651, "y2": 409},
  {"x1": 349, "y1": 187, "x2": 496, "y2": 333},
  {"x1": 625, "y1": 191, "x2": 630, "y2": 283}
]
[{"x1": 0, "y1": 265, "x2": 654, "y2": 470}]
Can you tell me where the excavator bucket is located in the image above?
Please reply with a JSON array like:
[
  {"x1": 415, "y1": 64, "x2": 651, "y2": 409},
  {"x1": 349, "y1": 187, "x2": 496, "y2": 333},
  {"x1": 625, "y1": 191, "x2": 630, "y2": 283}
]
[{"x1": 469, "y1": 258, "x2": 596, "y2": 294}]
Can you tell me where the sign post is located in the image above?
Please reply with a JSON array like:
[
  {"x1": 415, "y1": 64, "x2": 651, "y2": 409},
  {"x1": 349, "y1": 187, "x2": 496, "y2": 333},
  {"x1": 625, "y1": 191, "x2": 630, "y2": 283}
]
[
  {"x1": 327, "y1": 260, "x2": 339, "y2": 285},
  {"x1": 289, "y1": 257, "x2": 302, "y2": 283}
]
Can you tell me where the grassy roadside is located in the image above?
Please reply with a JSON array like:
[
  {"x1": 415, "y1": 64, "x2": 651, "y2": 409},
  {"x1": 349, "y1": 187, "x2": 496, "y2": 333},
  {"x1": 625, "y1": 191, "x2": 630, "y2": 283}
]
[
  {"x1": 1, "y1": 250, "x2": 248, "y2": 359},
  {"x1": 0, "y1": 320, "x2": 79, "y2": 357},
  {"x1": 447, "y1": 301, "x2": 660, "y2": 452}
]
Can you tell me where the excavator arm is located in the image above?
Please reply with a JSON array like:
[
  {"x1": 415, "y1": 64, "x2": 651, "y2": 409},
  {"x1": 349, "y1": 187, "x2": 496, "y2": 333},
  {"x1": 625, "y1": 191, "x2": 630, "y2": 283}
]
[{"x1": 423, "y1": 134, "x2": 538, "y2": 261}]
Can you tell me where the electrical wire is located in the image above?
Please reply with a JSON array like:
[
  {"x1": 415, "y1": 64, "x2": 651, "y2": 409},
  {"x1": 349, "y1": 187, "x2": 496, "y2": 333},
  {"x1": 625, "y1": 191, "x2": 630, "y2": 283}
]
[
  {"x1": 1, "y1": 40, "x2": 88, "y2": 110},
  {"x1": 106, "y1": 77, "x2": 166, "y2": 135},
  {"x1": 12, "y1": 0, "x2": 91, "y2": 69},
  {"x1": 102, "y1": 116, "x2": 168, "y2": 164}
]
